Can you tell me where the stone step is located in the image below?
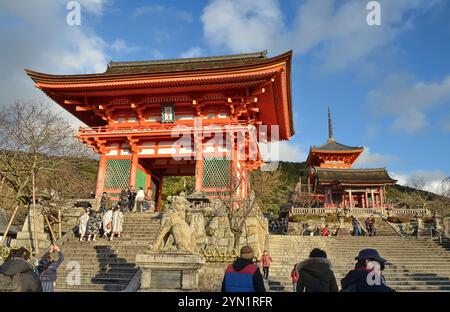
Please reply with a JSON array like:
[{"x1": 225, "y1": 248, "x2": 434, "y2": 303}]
[
  {"x1": 62, "y1": 252, "x2": 144, "y2": 257},
  {"x1": 58, "y1": 263, "x2": 137, "y2": 270},
  {"x1": 55, "y1": 284, "x2": 126, "y2": 291},
  {"x1": 57, "y1": 268, "x2": 138, "y2": 277},
  {"x1": 56, "y1": 272, "x2": 135, "y2": 279}
]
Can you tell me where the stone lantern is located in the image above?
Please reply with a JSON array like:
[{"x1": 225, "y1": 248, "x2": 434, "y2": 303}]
[{"x1": 338, "y1": 213, "x2": 345, "y2": 227}]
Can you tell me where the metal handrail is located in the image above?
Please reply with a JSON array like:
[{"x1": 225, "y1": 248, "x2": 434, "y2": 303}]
[{"x1": 430, "y1": 227, "x2": 450, "y2": 244}]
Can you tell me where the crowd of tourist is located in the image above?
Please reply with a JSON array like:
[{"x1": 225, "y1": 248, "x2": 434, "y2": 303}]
[
  {"x1": 222, "y1": 245, "x2": 395, "y2": 293},
  {"x1": 115, "y1": 186, "x2": 155, "y2": 213},
  {"x1": 78, "y1": 205, "x2": 124, "y2": 242},
  {"x1": 78, "y1": 186, "x2": 156, "y2": 242},
  {"x1": 270, "y1": 215, "x2": 379, "y2": 237},
  {"x1": 269, "y1": 218, "x2": 289, "y2": 233}
]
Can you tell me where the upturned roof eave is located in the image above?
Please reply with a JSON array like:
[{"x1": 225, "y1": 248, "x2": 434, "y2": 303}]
[{"x1": 24, "y1": 50, "x2": 292, "y2": 84}]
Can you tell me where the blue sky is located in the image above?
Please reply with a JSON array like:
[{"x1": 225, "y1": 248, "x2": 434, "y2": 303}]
[{"x1": 0, "y1": 0, "x2": 449, "y2": 193}]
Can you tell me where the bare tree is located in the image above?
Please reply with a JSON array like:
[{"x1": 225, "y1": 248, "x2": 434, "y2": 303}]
[
  {"x1": 438, "y1": 177, "x2": 450, "y2": 216},
  {"x1": 215, "y1": 172, "x2": 258, "y2": 252},
  {"x1": 0, "y1": 101, "x2": 88, "y2": 252},
  {"x1": 408, "y1": 176, "x2": 432, "y2": 210}
]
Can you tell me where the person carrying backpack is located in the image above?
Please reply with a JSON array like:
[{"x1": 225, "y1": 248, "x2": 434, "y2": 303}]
[
  {"x1": 0, "y1": 247, "x2": 42, "y2": 292},
  {"x1": 295, "y1": 248, "x2": 338, "y2": 292}
]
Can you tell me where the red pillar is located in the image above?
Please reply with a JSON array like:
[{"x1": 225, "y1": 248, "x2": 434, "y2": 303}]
[
  {"x1": 95, "y1": 154, "x2": 107, "y2": 198},
  {"x1": 194, "y1": 121, "x2": 203, "y2": 192},
  {"x1": 195, "y1": 159, "x2": 203, "y2": 191},
  {"x1": 129, "y1": 152, "x2": 138, "y2": 189}
]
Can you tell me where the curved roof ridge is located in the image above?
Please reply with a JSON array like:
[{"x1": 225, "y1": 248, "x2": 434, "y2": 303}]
[
  {"x1": 311, "y1": 140, "x2": 363, "y2": 151},
  {"x1": 314, "y1": 167, "x2": 389, "y2": 172},
  {"x1": 108, "y1": 50, "x2": 268, "y2": 68}
]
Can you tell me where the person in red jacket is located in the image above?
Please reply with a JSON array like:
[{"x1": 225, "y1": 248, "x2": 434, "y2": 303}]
[
  {"x1": 291, "y1": 264, "x2": 299, "y2": 292},
  {"x1": 322, "y1": 225, "x2": 329, "y2": 237},
  {"x1": 260, "y1": 250, "x2": 273, "y2": 279}
]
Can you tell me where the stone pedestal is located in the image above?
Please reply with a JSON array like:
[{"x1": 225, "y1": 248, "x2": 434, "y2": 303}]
[
  {"x1": 10, "y1": 206, "x2": 49, "y2": 251},
  {"x1": 136, "y1": 252, "x2": 205, "y2": 291}
]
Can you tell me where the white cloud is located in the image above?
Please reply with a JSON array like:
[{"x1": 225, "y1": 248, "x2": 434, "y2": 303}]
[
  {"x1": 78, "y1": 0, "x2": 109, "y2": 16},
  {"x1": 110, "y1": 39, "x2": 140, "y2": 54},
  {"x1": 202, "y1": 0, "x2": 285, "y2": 53},
  {"x1": 354, "y1": 147, "x2": 398, "y2": 168},
  {"x1": 180, "y1": 47, "x2": 205, "y2": 58},
  {"x1": 366, "y1": 73, "x2": 450, "y2": 132},
  {"x1": 260, "y1": 141, "x2": 307, "y2": 163},
  {"x1": 0, "y1": 0, "x2": 112, "y2": 126},
  {"x1": 132, "y1": 5, "x2": 193, "y2": 22},
  {"x1": 201, "y1": 0, "x2": 442, "y2": 71},
  {"x1": 391, "y1": 170, "x2": 448, "y2": 195}
]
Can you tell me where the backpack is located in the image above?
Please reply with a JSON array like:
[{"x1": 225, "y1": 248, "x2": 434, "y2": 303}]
[{"x1": 0, "y1": 272, "x2": 20, "y2": 291}]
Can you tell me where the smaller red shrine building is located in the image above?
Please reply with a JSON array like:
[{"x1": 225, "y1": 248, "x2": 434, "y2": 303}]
[{"x1": 306, "y1": 108, "x2": 397, "y2": 209}]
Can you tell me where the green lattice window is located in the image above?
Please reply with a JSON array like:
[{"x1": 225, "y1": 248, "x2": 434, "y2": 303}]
[
  {"x1": 202, "y1": 157, "x2": 231, "y2": 189},
  {"x1": 136, "y1": 168, "x2": 147, "y2": 190},
  {"x1": 104, "y1": 159, "x2": 131, "y2": 190}
]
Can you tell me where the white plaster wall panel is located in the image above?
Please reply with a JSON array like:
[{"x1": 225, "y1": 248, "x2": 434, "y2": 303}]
[
  {"x1": 176, "y1": 115, "x2": 194, "y2": 121},
  {"x1": 106, "y1": 150, "x2": 119, "y2": 156},
  {"x1": 139, "y1": 149, "x2": 155, "y2": 155},
  {"x1": 158, "y1": 148, "x2": 177, "y2": 154}
]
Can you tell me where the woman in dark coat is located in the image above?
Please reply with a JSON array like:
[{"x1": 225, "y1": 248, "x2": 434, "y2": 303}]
[{"x1": 296, "y1": 248, "x2": 338, "y2": 292}]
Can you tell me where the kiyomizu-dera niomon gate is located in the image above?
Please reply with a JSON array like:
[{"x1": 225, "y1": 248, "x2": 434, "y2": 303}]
[{"x1": 26, "y1": 51, "x2": 294, "y2": 210}]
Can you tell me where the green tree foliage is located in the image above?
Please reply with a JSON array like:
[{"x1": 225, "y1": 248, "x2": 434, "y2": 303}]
[{"x1": 161, "y1": 176, "x2": 195, "y2": 209}]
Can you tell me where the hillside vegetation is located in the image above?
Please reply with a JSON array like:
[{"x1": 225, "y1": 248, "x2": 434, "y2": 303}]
[{"x1": 2, "y1": 157, "x2": 449, "y2": 227}]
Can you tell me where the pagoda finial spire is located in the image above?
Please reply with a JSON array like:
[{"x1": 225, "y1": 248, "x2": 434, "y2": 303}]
[{"x1": 328, "y1": 107, "x2": 335, "y2": 143}]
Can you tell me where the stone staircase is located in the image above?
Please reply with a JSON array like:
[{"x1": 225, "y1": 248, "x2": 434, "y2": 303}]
[
  {"x1": 371, "y1": 216, "x2": 399, "y2": 236},
  {"x1": 267, "y1": 235, "x2": 450, "y2": 292},
  {"x1": 55, "y1": 212, "x2": 160, "y2": 292}
]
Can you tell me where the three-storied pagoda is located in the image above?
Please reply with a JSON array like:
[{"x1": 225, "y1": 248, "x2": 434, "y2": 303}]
[
  {"x1": 26, "y1": 51, "x2": 294, "y2": 210},
  {"x1": 305, "y1": 108, "x2": 396, "y2": 209}
]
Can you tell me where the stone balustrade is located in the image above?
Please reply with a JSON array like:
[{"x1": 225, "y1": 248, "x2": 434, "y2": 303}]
[{"x1": 290, "y1": 206, "x2": 429, "y2": 217}]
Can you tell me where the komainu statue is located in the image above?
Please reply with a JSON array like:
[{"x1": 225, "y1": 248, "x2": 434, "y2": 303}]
[{"x1": 151, "y1": 193, "x2": 196, "y2": 252}]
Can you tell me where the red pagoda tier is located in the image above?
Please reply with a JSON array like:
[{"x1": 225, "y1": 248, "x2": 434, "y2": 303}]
[{"x1": 26, "y1": 51, "x2": 294, "y2": 210}]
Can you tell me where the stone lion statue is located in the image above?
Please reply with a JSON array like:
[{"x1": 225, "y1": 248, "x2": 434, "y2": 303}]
[{"x1": 151, "y1": 193, "x2": 196, "y2": 252}]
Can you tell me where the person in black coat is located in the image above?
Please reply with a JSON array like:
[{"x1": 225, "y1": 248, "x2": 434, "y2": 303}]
[
  {"x1": 0, "y1": 247, "x2": 42, "y2": 292},
  {"x1": 296, "y1": 248, "x2": 338, "y2": 292},
  {"x1": 341, "y1": 248, "x2": 395, "y2": 292}
]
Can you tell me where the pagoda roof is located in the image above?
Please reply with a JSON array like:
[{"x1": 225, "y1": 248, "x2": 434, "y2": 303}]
[
  {"x1": 105, "y1": 51, "x2": 269, "y2": 75},
  {"x1": 25, "y1": 50, "x2": 294, "y2": 140},
  {"x1": 311, "y1": 140, "x2": 363, "y2": 152},
  {"x1": 313, "y1": 168, "x2": 397, "y2": 186}
]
